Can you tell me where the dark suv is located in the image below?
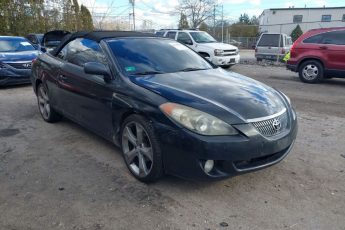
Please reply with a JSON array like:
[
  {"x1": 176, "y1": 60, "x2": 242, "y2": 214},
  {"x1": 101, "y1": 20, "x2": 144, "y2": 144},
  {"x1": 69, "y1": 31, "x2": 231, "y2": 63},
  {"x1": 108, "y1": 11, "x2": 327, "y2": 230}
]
[{"x1": 287, "y1": 27, "x2": 345, "y2": 83}]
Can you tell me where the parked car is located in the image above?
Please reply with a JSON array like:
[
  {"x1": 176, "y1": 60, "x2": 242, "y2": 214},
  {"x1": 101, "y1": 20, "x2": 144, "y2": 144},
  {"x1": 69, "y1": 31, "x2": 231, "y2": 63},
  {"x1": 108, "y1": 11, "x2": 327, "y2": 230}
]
[
  {"x1": 255, "y1": 33, "x2": 293, "y2": 61},
  {"x1": 287, "y1": 27, "x2": 345, "y2": 83},
  {"x1": 42, "y1": 30, "x2": 70, "y2": 52},
  {"x1": 156, "y1": 29, "x2": 240, "y2": 68},
  {"x1": 31, "y1": 31, "x2": 297, "y2": 182},
  {"x1": 26, "y1": 33, "x2": 44, "y2": 51},
  {"x1": 0, "y1": 36, "x2": 40, "y2": 86},
  {"x1": 229, "y1": 39, "x2": 242, "y2": 47}
]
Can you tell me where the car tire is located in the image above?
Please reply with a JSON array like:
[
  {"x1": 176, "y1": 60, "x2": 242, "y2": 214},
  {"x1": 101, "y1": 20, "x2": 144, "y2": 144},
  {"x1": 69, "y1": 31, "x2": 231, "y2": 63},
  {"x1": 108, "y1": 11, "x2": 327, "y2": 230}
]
[
  {"x1": 299, "y1": 60, "x2": 324, "y2": 83},
  {"x1": 36, "y1": 83, "x2": 62, "y2": 123},
  {"x1": 220, "y1": 65, "x2": 232, "y2": 69},
  {"x1": 120, "y1": 114, "x2": 164, "y2": 183}
]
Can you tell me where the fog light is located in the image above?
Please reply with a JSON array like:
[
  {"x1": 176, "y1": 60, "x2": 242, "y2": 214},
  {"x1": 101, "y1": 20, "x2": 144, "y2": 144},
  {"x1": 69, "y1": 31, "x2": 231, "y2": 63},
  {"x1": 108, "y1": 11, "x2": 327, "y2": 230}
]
[{"x1": 204, "y1": 160, "x2": 214, "y2": 173}]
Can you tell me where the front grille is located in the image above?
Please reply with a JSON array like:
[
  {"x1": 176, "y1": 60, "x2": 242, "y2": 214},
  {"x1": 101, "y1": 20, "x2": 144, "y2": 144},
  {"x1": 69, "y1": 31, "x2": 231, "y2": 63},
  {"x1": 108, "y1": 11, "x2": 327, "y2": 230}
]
[
  {"x1": 6, "y1": 62, "x2": 32, "y2": 69},
  {"x1": 251, "y1": 111, "x2": 288, "y2": 137},
  {"x1": 224, "y1": 49, "x2": 236, "y2": 52}
]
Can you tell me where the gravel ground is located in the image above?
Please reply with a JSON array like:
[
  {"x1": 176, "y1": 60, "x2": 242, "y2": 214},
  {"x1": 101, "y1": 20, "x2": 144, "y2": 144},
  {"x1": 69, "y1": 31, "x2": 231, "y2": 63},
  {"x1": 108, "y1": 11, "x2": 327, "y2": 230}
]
[{"x1": 0, "y1": 64, "x2": 344, "y2": 230}]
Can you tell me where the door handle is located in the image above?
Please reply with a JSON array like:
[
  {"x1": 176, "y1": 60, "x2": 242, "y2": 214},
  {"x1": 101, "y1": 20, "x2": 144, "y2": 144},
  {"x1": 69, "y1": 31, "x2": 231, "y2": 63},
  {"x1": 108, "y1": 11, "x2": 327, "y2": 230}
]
[
  {"x1": 319, "y1": 46, "x2": 328, "y2": 50},
  {"x1": 58, "y1": 74, "x2": 67, "y2": 81}
]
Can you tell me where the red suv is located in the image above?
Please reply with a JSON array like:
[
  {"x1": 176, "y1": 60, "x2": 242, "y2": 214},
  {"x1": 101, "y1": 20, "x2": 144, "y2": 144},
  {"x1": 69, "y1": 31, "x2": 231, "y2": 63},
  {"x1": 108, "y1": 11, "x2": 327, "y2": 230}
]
[{"x1": 287, "y1": 27, "x2": 345, "y2": 83}]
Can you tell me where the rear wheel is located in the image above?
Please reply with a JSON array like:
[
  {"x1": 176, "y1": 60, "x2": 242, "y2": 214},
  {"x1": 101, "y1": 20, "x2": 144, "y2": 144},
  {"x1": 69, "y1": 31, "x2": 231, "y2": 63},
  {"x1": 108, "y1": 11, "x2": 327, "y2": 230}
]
[
  {"x1": 299, "y1": 60, "x2": 324, "y2": 83},
  {"x1": 37, "y1": 83, "x2": 62, "y2": 122},
  {"x1": 121, "y1": 115, "x2": 163, "y2": 183}
]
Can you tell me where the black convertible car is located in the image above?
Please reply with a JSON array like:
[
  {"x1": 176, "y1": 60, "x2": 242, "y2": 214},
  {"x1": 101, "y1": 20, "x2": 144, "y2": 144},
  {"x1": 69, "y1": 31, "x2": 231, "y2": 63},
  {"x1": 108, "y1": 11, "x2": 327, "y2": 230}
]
[{"x1": 31, "y1": 31, "x2": 297, "y2": 182}]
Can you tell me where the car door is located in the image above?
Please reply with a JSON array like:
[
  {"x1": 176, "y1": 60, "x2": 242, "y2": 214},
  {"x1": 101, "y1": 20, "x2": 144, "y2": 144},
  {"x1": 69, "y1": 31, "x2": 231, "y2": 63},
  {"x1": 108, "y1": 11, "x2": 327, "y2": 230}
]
[
  {"x1": 319, "y1": 30, "x2": 345, "y2": 71},
  {"x1": 57, "y1": 38, "x2": 114, "y2": 138}
]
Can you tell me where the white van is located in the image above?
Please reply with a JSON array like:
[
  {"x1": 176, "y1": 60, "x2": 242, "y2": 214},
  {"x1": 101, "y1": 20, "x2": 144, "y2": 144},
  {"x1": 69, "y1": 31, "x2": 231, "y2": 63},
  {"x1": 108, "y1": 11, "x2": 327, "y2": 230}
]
[
  {"x1": 255, "y1": 33, "x2": 293, "y2": 61},
  {"x1": 156, "y1": 29, "x2": 240, "y2": 68}
]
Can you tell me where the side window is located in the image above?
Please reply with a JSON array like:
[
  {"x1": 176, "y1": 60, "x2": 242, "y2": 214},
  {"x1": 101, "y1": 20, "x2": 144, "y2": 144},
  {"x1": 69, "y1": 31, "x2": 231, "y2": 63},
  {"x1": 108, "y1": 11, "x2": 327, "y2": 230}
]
[
  {"x1": 293, "y1": 15, "x2": 303, "y2": 23},
  {"x1": 177, "y1": 32, "x2": 192, "y2": 44},
  {"x1": 155, "y1": 31, "x2": 165, "y2": 37},
  {"x1": 343, "y1": 14, "x2": 345, "y2": 22},
  {"x1": 27, "y1": 35, "x2": 37, "y2": 44},
  {"x1": 303, "y1": 34, "x2": 324, "y2": 44},
  {"x1": 57, "y1": 45, "x2": 68, "y2": 60},
  {"x1": 165, "y1": 32, "x2": 176, "y2": 39},
  {"x1": 320, "y1": 30, "x2": 345, "y2": 45},
  {"x1": 321, "y1": 15, "x2": 332, "y2": 22},
  {"x1": 58, "y1": 38, "x2": 108, "y2": 67}
]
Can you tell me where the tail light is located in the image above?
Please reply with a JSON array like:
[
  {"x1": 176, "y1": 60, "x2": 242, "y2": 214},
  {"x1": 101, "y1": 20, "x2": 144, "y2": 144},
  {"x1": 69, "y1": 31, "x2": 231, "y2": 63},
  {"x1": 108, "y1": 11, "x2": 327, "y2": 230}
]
[
  {"x1": 290, "y1": 42, "x2": 296, "y2": 56},
  {"x1": 281, "y1": 48, "x2": 285, "y2": 54},
  {"x1": 255, "y1": 48, "x2": 258, "y2": 53}
]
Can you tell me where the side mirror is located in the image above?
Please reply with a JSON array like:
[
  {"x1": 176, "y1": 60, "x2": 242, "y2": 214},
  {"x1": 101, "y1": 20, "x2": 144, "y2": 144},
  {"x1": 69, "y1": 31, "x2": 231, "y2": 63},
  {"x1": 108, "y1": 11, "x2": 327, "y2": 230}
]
[{"x1": 84, "y1": 62, "x2": 111, "y2": 82}]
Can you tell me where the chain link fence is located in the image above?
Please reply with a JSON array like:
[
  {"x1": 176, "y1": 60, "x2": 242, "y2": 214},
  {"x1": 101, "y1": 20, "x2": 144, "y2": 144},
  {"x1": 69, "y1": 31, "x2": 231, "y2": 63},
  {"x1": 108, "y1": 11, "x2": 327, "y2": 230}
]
[{"x1": 222, "y1": 37, "x2": 258, "y2": 49}]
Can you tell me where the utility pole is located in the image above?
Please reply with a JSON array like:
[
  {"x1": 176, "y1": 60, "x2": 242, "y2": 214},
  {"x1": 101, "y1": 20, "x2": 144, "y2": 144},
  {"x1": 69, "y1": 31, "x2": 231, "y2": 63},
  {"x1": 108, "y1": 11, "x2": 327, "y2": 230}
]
[
  {"x1": 213, "y1": 5, "x2": 216, "y2": 36},
  {"x1": 221, "y1": 5, "x2": 224, "y2": 42},
  {"x1": 129, "y1": 0, "x2": 135, "y2": 30}
]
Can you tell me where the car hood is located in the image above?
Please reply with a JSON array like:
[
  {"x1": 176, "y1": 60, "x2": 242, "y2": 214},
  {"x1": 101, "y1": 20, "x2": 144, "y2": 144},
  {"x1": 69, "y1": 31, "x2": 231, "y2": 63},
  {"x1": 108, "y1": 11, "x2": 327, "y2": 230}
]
[
  {"x1": 197, "y1": 42, "x2": 238, "y2": 50},
  {"x1": 130, "y1": 68, "x2": 286, "y2": 124},
  {"x1": 0, "y1": 50, "x2": 40, "y2": 62}
]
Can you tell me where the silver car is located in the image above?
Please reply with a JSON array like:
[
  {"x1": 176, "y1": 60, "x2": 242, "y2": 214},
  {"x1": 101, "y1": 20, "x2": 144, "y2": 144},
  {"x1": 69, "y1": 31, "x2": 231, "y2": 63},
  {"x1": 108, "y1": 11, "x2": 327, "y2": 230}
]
[{"x1": 255, "y1": 33, "x2": 292, "y2": 61}]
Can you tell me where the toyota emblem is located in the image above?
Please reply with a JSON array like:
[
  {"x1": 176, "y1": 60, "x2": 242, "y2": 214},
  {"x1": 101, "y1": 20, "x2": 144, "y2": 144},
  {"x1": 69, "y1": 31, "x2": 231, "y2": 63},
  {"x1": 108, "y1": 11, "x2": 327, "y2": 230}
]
[
  {"x1": 272, "y1": 119, "x2": 281, "y2": 131},
  {"x1": 23, "y1": 63, "x2": 32, "y2": 68}
]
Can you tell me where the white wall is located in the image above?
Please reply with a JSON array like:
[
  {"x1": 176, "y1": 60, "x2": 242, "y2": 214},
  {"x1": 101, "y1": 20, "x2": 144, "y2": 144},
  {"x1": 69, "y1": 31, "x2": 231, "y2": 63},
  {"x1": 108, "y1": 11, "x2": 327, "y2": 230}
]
[{"x1": 259, "y1": 8, "x2": 345, "y2": 35}]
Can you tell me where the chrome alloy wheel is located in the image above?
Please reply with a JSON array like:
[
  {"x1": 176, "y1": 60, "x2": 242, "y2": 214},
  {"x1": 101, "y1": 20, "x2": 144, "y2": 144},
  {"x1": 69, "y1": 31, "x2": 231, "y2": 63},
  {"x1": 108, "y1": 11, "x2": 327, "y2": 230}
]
[
  {"x1": 121, "y1": 121, "x2": 153, "y2": 177},
  {"x1": 302, "y1": 64, "x2": 319, "y2": 80},
  {"x1": 37, "y1": 85, "x2": 51, "y2": 120}
]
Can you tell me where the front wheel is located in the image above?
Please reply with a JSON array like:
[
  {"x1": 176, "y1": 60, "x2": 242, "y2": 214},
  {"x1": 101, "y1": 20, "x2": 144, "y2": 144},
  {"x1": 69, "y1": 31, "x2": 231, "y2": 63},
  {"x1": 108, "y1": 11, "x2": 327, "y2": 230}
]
[
  {"x1": 220, "y1": 65, "x2": 233, "y2": 69},
  {"x1": 120, "y1": 115, "x2": 163, "y2": 183},
  {"x1": 299, "y1": 60, "x2": 324, "y2": 83},
  {"x1": 37, "y1": 83, "x2": 62, "y2": 122}
]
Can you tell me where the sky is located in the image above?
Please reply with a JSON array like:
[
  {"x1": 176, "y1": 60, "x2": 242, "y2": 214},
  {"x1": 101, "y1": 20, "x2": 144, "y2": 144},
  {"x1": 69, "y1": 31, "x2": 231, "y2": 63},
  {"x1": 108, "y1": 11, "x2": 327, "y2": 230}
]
[{"x1": 78, "y1": 0, "x2": 345, "y2": 29}]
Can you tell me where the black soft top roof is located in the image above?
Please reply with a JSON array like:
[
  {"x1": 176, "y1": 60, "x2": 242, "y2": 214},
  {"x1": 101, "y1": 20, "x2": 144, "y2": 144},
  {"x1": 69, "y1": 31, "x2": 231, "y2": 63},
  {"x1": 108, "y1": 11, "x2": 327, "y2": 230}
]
[{"x1": 50, "y1": 30, "x2": 156, "y2": 56}]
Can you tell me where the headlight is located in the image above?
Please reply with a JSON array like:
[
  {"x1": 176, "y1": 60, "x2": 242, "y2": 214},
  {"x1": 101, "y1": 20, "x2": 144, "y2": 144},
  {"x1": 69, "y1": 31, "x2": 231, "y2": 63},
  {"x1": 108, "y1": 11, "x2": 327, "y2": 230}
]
[
  {"x1": 214, "y1": 49, "x2": 224, "y2": 56},
  {"x1": 235, "y1": 49, "x2": 239, "y2": 55},
  {"x1": 160, "y1": 103, "x2": 238, "y2": 136},
  {"x1": 280, "y1": 91, "x2": 291, "y2": 105}
]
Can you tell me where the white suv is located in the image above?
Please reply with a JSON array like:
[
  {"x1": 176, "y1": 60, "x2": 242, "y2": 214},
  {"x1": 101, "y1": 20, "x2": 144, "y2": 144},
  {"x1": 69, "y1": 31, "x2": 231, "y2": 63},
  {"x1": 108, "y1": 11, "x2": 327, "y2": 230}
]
[{"x1": 156, "y1": 29, "x2": 240, "y2": 68}]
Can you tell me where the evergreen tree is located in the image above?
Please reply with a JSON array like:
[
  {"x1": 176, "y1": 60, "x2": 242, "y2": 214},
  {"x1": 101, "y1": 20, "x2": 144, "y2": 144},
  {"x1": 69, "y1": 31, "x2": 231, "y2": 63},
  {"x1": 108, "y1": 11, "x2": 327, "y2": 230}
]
[
  {"x1": 178, "y1": 13, "x2": 189, "y2": 29},
  {"x1": 80, "y1": 5, "x2": 94, "y2": 31},
  {"x1": 291, "y1": 25, "x2": 303, "y2": 42}
]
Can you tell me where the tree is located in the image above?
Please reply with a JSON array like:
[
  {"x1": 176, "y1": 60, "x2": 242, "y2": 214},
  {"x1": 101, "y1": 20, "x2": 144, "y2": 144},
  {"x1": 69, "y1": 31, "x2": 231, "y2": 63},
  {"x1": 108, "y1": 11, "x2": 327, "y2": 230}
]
[
  {"x1": 291, "y1": 25, "x2": 303, "y2": 42},
  {"x1": 198, "y1": 22, "x2": 209, "y2": 31},
  {"x1": 239, "y1": 13, "x2": 250, "y2": 24},
  {"x1": 178, "y1": 13, "x2": 189, "y2": 29},
  {"x1": 80, "y1": 4, "x2": 94, "y2": 30},
  {"x1": 178, "y1": 0, "x2": 216, "y2": 28}
]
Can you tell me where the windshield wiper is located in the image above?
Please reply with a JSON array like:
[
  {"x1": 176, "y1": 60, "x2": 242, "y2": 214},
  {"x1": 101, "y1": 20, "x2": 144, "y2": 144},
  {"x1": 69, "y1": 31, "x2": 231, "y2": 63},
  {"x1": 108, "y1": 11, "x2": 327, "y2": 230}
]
[
  {"x1": 133, "y1": 71, "x2": 164, "y2": 75},
  {"x1": 178, "y1": 67, "x2": 208, "y2": 72}
]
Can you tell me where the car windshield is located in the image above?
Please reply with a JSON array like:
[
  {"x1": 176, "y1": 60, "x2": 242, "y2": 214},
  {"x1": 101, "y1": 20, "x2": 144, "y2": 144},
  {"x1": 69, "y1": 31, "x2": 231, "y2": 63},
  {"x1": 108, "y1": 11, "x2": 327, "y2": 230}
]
[
  {"x1": 0, "y1": 38, "x2": 36, "y2": 52},
  {"x1": 107, "y1": 38, "x2": 213, "y2": 75},
  {"x1": 189, "y1": 32, "x2": 217, "y2": 43}
]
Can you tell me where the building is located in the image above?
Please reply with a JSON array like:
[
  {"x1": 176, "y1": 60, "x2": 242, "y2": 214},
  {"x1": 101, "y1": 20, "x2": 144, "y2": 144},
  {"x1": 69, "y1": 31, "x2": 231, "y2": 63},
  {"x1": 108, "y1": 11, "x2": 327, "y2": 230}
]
[{"x1": 259, "y1": 7, "x2": 345, "y2": 35}]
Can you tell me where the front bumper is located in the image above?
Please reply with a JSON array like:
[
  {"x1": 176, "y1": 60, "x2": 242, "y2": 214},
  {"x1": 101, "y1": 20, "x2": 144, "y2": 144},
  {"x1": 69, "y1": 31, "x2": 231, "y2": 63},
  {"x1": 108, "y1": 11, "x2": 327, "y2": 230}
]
[
  {"x1": 255, "y1": 54, "x2": 285, "y2": 61},
  {"x1": 212, "y1": 54, "x2": 240, "y2": 66},
  {"x1": 0, "y1": 68, "x2": 31, "y2": 86},
  {"x1": 155, "y1": 108, "x2": 298, "y2": 180}
]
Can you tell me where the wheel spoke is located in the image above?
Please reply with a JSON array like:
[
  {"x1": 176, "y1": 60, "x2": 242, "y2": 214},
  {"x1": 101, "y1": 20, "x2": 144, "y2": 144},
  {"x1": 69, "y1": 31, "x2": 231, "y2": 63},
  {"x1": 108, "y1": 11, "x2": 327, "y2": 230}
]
[
  {"x1": 45, "y1": 103, "x2": 50, "y2": 116},
  {"x1": 138, "y1": 153, "x2": 148, "y2": 176},
  {"x1": 140, "y1": 146, "x2": 153, "y2": 162},
  {"x1": 124, "y1": 126, "x2": 137, "y2": 146},
  {"x1": 136, "y1": 124, "x2": 144, "y2": 144},
  {"x1": 125, "y1": 148, "x2": 138, "y2": 163}
]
